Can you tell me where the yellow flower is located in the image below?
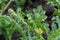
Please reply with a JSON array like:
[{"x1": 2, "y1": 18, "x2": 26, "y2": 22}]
[{"x1": 35, "y1": 28, "x2": 43, "y2": 34}]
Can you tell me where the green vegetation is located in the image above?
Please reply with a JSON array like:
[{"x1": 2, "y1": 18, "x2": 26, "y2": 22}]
[{"x1": 0, "y1": 0, "x2": 60, "y2": 40}]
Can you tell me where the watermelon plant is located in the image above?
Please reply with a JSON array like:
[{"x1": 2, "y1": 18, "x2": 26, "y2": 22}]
[{"x1": 0, "y1": 0, "x2": 60, "y2": 40}]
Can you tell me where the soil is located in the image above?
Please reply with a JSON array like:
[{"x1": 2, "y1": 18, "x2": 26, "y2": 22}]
[
  {"x1": 11, "y1": 30, "x2": 22, "y2": 40},
  {"x1": 0, "y1": 34, "x2": 5, "y2": 40}
]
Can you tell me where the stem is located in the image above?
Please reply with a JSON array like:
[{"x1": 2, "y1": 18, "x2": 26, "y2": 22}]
[{"x1": 2, "y1": 0, "x2": 13, "y2": 14}]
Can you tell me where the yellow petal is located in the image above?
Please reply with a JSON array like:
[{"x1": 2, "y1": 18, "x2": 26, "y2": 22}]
[{"x1": 36, "y1": 28, "x2": 43, "y2": 34}]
